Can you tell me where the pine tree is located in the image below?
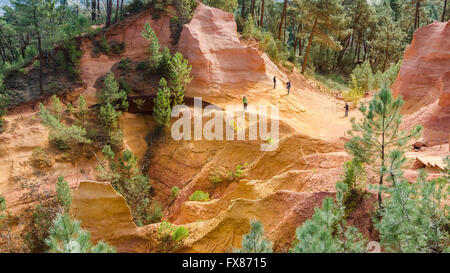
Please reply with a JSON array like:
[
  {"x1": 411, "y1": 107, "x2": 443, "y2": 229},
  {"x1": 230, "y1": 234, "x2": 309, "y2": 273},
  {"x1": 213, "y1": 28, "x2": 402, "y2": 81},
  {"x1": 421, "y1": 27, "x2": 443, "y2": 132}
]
[
  {"x1": 56, "y1": 175, "x2": 72, "y2": 212},
  {"x1": 99, "y1": 103, "x2": 121, "y2": 131},
  {"x1": 290, "y1": 182, "x2": 367, "y2": 253},
  {"x1": 375, "y1": 152, "x2": 449, "y2": 253},
  {"x1": 10, "y1": 0, "x2": 48, "y2": 94},
  {"x1": 371, "y1": 3, "x2": 406, "y2": 71},
  {"x1": 76, "y1": 95, "x2": 89, "y2": 125},
  {"x1": 345, "y1": 87, "x2": 422, "y2": 205},
  {"x1": 45, "y1": 212, "x2": 116, "y2": 253},
  {"x1": 153, "y1": 78, "x2": 172, "y2": 127},
  {"x1": 168, "y1": 52, "x2": 193, "y2": 107},
  {"x1": 141, "y1": 22, "x2": 163, "y2": 72},
  {"x1": 300, "y1": 0, "x2": 345, "y2": 74},
  {"x1": 97, "y1": 72, "x2": 128, "y2": 110},
  {"x1": 38, "y1": 103, "x2": 92, "y2": 150},
  {"x1": 234, "y1": 220, "x2": 273, "y2": 253}
]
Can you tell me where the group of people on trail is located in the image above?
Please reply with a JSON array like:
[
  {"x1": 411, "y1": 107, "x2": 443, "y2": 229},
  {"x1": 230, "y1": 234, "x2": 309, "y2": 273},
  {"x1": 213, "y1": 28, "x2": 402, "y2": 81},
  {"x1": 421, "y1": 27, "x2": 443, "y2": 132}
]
[
  {"x1": 273, "y1": 76, "x2": 291, "y2": 95},
  {"x1": 245, "y1": 76, "x2": 350, "y2": 117}
]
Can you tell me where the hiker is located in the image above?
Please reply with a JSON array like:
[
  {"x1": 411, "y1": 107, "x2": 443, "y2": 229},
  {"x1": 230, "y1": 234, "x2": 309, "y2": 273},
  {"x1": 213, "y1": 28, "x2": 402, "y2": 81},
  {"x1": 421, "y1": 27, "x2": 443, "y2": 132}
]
[
  {"x1": 287, "y1": 81, "x2": 291, "y2": 95},
  {"x1": 243, "y1": 96, "x2": 248, "y2": 111},
  {"x1": 344, "y1": 103, "x2": 349, "y2": 117},
  {"x1": 273, "y1": 76, "x2": 277, "y2": 89}
]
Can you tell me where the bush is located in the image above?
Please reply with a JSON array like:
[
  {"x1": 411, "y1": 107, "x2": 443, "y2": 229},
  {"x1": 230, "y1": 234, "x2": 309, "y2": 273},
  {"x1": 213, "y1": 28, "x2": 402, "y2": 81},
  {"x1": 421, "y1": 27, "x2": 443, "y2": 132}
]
[
  {"x1": 343, "y1": 76, "x2": 364, "y2": 108},
  {"x1": 349, "y1": 60, "x2": 373, "y2": 94},
  {"x1": 201, "y1": 0, "x2": 237, "y2": 12},
  {"x1": 119, "y1": 58, "x2": 131, "y2": 72},
  {"x1": 158, "y1": 220, "x2": 189, "y2": 251},
  {"x1": 38, "y1": 103, "x2": 92, "y2": 151},
  {"x1": 227, "y1": 163, "x2": 247, "y2": 181},
  {"x1": 170, "y1": 186, "x2": 180, "y2": 200},
  {"x1": 189, "y1": 190, "x2": 210, "y2": 202}
]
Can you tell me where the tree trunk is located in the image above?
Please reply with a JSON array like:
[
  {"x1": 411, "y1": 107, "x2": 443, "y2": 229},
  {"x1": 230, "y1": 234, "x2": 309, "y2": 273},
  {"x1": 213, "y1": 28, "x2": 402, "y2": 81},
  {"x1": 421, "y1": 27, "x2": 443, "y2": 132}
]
[
  {"x1": 251, "y1": 0, "x2": 255, "y2": 18},
  {"x1": 97, "y1": 0, "x2": 100, "y2": 16},
  {"x1": 414, "y1": 0, "x2": 420, "y2": 29},
  {"x1": 106, "y1": 0, "x2": 112, "y2": 28},
  {"x1": 91, "y1": 0, "x2": 96, "y2": 21},
  {"x1": 443, "y1": 0, "x2": 448, "y2": 22},
  {"x1": 120, "y1": 0, "x2": 124, "y2": 18},
  {"x1": 259, "y1": 0, "x2": 265, "y2": 28},
  {"x1": 114, "y1": 0, "x2": 119, "y2": 23},
  {"x1": 301, "y1": 17, "x2": 318, "y2": 74},
  {"x1": 278, "y1": 0, "x2": 287, "y2": 40},
  {"x1": 241, "y1": 0, "x2": 246, "y2": 18}
]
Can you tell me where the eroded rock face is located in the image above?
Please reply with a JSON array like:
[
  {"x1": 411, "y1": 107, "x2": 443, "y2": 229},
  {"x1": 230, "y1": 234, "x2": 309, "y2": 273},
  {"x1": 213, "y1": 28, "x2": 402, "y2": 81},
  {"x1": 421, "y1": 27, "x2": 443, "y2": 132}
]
[
  {"x1": 177, "y1": 2, "x2": 283, "y2": 95},
  {"x1": 393, "y1": 21, "x2": 450, "y2": 112},
  {"x1": 393, "y1": 21, "x2": 450, "y2": 145}
]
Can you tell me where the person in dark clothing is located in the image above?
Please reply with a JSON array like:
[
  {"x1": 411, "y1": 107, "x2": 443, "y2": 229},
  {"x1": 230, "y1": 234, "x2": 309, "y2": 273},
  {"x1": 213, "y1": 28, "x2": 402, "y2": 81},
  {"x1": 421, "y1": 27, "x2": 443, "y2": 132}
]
[
  {"x1": 287, "y1": 81, "x2": 291, "y2": 95},
  {"x1": 344, "y1": 103, "x2": 349, "y2": 117},
  {"x1": 273, "y1": 76, "x2": 277, "y2": 89},
  {"x1": 243, "y1": 96, "x2": 248, "y2": 111}
]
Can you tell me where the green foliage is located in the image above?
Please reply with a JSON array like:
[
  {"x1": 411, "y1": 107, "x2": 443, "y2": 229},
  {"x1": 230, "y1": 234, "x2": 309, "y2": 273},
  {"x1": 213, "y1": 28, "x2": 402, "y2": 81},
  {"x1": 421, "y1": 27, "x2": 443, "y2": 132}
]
[
  {"x1": 75, "y1": 95, "x2": 88, "y2": 125},
  {"x1": 291, "y1": 183, "x2": 367, "y2": 253},
  {"x1": 38, "y1": 103, "x2": 92, "y2": 150},
  {"x1": 189, "y1": 190, "x2": 210, "y2": 202},
  {"x1": 97, "y1": 72, "x2": 128, "y2": 110},
  {"x1": 170, "y1": 186, "x2": 180, "y2": 200},
  {"x1": 0, "y1": 92, "x2": 9, "y2": 130},
  {"x1": 349, "y1": 61, "x2": 374, "y2": 94},
  {"x1": 345, "y1": 87, "x2": 422, "y2": 204},
  {"x1": 141, "y1": 22, "x2": 163, "y2": 73},
  {"x1": 45, "y1": 212, "x2": 116, "y2": 253},
  {"x1": 119, "y1": 58, "x2": 131, "y2": 72},
  {"x1": 153, "y1": 78, "x2": 172, "y2": 126},
  {"x1": 99, "y1": 103, "x2": 121, "y2": 131},
  {"x1": 50, "y1": 95, "x2": 63, "y2": 120},
  {"x1": 227, "y1": 163, "x2": 247, "y2": 181},
  {"x1": 158, "y1": 220, "x2": 189, "y2": 251},
  {"x1": 201, "y1": 0, "x2": 238, "y2": 12},
  {"x1": 374, "y1": 152, "x2": 449, "y2": 253},
  {"x1": 55, "y1": 175, "x2": 72, "y2": 212},
  {"x1": 98, "y1": 148, "x2": 155, "y2": 226},
  {"x1": 58, "y1": 39, "x2": 83, "y2": 79},
  {"x1": 168, "y1": 52, "x2": 192, "y2": 107},
  {"x1": 174, "y1": 0, "x2": 197, "y2": 24},
  {"x1": 0, "y1": 195, "x2": 6, "y2": 223},
  {"x1": 234, "y1": 220, "x2": 273, "y2": 253},
  {"x1": 343, "y1": 77, "x2": 364, "y2": 108}
]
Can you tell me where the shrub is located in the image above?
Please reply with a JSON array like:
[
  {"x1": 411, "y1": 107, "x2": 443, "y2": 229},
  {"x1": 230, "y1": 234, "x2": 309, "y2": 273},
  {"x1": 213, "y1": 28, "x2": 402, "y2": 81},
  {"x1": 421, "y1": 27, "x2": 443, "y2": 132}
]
[
  {"x1": 189, "y1": 190, "x2": 210, "y2": 202},
  {"x1": 227, "y1": 163, "x2": 247, "y2": 181},
  {"x1": 119, "y1": 58, "x2": 131, "y2": 72},
  {"x1": 102, "y1": 149, "x2": 154, "y2": 226},
  {"x1": 170, "y1": 186, "x2": 180, "y2": 200},
  {"x1": 38, "y1": 103, "x2": 92, "y2": 150},
  {"x1": 349, "y1": 60, "x2": 373, "y2": 94},
  {"x1": 158, "y1": 220, "x2": 189, "y2": 251}
]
